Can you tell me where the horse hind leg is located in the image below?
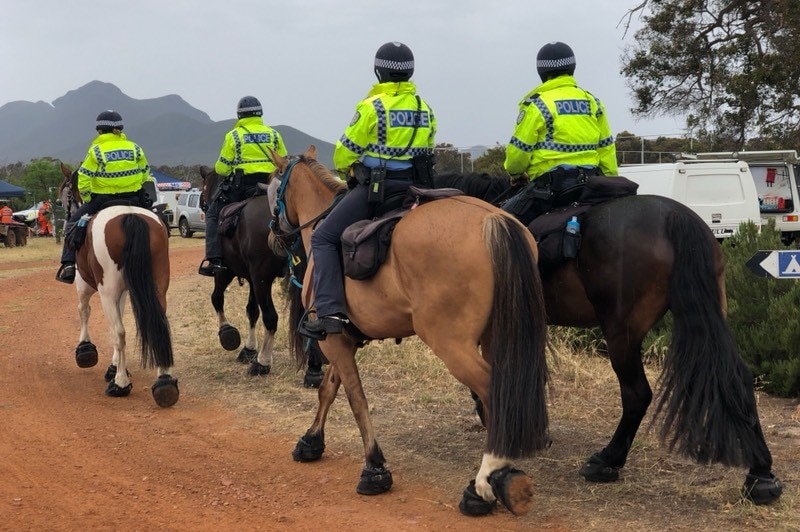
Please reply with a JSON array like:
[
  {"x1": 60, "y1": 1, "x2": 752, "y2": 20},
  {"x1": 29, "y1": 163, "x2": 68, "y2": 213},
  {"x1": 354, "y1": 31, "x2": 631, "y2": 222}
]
[
  {"x1": 247, "y1": 279, "x2": 278, "y2": 377},
  {"x1": 420, "y1": 331, "x2": 533, "y2": 516},
  {"x1": 579, "y1": 329, "x2": 653, "y2": 483},
  {"x1": 239, "y1": 284, "x2": 261, "y2": 367},
  {"x1": 100, "y1": 290, "x2": 132, "y2": 398}
]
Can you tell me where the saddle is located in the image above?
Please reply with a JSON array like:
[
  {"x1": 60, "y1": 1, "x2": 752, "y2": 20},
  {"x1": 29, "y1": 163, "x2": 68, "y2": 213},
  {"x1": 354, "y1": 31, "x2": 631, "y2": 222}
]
[
  {"x1": 218, "y1": 188, "x2": 267, "y2": 237},
  {"x1": 528, "y1": 175, "x2": 639, "y2": 270},
  {"x1": 341, "y1": 186, "x2": 464, "y2": 280}
]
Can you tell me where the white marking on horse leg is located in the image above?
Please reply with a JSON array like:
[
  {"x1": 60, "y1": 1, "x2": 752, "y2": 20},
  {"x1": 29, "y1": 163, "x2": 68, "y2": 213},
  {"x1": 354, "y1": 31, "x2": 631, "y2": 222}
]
[
  {"x1": 475, "y1": 453, "x2": 511, "y2": 502},
  {"x1": 77, "y1": 285, "x2": 94, "y2": 344},
  {"x1": 256, "y1": 332, "x2": 275, "y2": 367},
  {"x1": 98, "y1": 282, "x2": 129, "y2": 389},
  {"x1": 245, "y1": 323, "x2": 257, "y2": 350},
  {"x1": 216, "y1": 311, "x2": 230, "y2": 329}
]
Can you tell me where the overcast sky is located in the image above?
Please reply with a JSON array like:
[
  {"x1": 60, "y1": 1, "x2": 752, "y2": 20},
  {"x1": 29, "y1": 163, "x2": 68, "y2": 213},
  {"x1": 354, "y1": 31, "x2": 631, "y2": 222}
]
[{"x1": 1, "y1": 0, "x2": 686, "y2": 150}]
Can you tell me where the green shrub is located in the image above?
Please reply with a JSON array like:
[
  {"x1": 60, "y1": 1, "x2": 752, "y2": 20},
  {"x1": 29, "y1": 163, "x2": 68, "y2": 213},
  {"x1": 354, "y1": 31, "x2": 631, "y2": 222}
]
[{"x1": 723, "y1": 220, "x2": 800, "y2": 396}]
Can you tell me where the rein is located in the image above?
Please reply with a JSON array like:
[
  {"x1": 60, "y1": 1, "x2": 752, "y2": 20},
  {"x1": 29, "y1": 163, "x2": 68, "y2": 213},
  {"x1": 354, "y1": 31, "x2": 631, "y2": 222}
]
[{"x1": 269, "y1": 157, "x2": 346, "y2": 288}]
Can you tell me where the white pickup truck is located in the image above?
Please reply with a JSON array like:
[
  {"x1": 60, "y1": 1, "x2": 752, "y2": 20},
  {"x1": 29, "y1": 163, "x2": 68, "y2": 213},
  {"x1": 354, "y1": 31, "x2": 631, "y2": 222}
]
[{"x1": 693, "y1": 150, "x2": 800, "y2": 245}]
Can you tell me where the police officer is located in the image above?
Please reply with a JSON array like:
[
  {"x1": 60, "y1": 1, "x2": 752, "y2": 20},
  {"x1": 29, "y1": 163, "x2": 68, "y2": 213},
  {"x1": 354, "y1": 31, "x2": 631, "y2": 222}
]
[
  {"x1": 199, "y1": 95, "x2": 287, "y2": 276},
  {"x1": 299, "y1": 41, "x2": 437, "y2": 339},
  {"x1": 56, "y1": 110, "x2": 150, "y2": 284},
  {"x1": 502, "y1": 42, "x2": 618, "y2": 222}
]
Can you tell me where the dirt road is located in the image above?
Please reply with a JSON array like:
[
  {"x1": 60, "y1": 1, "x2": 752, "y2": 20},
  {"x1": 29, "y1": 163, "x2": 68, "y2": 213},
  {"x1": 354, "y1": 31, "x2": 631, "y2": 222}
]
[
  {"x1": 2, "y1": 243, "x2": 797, "y2": 532},
  {"x1": 0, "y1": 246, "x2": 538, "y2": 532}
]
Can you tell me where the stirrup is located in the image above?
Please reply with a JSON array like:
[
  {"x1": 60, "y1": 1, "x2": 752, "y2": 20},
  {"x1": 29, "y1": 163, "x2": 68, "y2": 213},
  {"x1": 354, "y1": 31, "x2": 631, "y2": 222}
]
[
  {"x1": 198, "y1": 259, "x2": 225, "y2": 277},
  {"x1": 56, "y1": 263, "x2": 76, "y2": 284},
  {"x1": 298, "y1": 314, "x2": 349, "y2": 340}
]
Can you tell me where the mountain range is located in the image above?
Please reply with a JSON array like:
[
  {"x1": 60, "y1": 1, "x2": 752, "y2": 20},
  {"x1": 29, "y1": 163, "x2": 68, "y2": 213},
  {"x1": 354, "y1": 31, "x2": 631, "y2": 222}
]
[{"x1": 0, "y1": 81, "x2": 335, "y2": 167}]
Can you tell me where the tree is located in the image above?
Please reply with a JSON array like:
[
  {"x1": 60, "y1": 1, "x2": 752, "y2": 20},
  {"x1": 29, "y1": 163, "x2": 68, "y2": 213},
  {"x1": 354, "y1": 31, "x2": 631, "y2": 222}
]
[
  {"x1": 433, "y1": 143, "x2": 472, "y2": 174},
  {"x1": 19, "y1": 158, "x2": 63, "y2": 205},
  {"x1": 473, "y1": 144, "x2": 507, "y2": 176},
  {"x1": 621, "y1": 0, "x2": 800, "y2": 149}
]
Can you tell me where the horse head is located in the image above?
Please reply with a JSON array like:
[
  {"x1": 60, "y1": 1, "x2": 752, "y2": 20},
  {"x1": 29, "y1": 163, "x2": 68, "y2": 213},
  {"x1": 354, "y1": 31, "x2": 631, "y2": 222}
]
[
  {"x1": 58, "y1": 162, "x2": 81, "y2": 219},
  {"x1": 199, "y1": 166, "x2": 223, "y2": 211}
]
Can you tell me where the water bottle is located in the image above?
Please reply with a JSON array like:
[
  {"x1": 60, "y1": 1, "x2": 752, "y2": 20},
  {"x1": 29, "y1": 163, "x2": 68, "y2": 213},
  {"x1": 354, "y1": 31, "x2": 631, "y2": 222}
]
[{"x1": 563, "y1": 215, "x2": 581, "y2": 259}]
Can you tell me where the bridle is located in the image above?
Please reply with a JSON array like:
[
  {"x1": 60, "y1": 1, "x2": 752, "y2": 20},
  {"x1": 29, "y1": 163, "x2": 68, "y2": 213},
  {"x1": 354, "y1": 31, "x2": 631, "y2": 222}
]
[{"x1": 269, "y1": 156, "x2": 346, "y2": 287}]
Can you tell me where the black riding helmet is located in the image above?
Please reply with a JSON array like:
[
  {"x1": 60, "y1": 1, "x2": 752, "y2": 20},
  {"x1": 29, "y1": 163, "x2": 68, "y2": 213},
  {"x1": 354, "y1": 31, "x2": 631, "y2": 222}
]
[
  {"x1": 536, "y1": 41, "x2": 576, "y2": 82},
  {"x1": 96, "y1": 110, "x2": 123, "y2": 133},
  {"x1": 237, "y1": 96, "x2": 263, "y2": 118},
  {"x1": 374, "y1": 42, "x2": 414, "y2": 83}
]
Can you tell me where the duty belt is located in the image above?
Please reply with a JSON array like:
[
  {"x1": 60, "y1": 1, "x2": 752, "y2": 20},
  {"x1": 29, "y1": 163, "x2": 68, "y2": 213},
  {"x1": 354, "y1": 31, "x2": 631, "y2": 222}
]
[{"x1": 535, "y1": 166, "x2": 599, "y2": 188}]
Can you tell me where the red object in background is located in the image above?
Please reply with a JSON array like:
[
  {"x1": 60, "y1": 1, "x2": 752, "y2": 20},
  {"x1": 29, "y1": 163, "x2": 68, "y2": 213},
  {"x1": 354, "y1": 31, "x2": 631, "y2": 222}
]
[
  {"x1": 766, "y1": 167, "x2": 776, "y2": 185},
  {"x1": 779, "y1": 197, "x2": 786, "y2": 209}
]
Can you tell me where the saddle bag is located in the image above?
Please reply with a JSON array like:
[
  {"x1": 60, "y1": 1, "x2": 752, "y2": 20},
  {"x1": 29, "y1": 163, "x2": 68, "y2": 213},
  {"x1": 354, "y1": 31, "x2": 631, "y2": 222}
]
[
  {"x1": 218, "y1": 200, "x2": 248, "y2": 237},
  {"x1": 341, "y1": 212, "x2": 404, "y2": 280},
  {"x1": 579, "y1": 175, "x2": 639, "y2": 205},
  {"x1": 341, "y1": 186, "x2": 464, "y2": 281}
]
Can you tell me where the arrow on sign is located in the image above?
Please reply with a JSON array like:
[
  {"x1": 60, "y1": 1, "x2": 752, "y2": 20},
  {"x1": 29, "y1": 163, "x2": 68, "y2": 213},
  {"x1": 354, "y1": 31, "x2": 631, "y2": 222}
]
[{"x1": 746, "y1": 249, "x2": 800, "y2": 278}]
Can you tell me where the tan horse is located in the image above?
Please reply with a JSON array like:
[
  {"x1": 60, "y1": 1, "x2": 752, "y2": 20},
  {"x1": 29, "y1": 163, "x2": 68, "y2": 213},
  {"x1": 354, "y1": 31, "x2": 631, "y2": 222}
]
[
  {"x1": 269, "y1": 146, "x2": 549, "y2": 517},
  {"x1": 59, "y1": 163, "x2": 178, "y2": 407}
]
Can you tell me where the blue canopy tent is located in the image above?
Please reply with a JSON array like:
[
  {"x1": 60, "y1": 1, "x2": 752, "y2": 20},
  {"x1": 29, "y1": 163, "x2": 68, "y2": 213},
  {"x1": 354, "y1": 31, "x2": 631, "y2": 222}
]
[{"x1": 0, "y1": 180, "x2": 26, "y2": 199}]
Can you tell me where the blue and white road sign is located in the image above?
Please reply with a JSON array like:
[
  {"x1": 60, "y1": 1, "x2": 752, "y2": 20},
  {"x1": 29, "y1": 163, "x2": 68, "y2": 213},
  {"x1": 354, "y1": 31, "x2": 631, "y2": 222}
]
[{"x1": 746, "y1": 250, "x2": 800, "y2": 278}]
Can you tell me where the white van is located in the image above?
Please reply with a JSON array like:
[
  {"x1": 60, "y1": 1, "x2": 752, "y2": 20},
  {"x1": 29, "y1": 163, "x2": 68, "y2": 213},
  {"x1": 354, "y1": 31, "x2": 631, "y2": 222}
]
[
  {"x1": 620, "y1": 160, "x2": 761, "y2": 240},
  {"x1": 693, "y1": 150, "x2": 800, "y2": 245}
]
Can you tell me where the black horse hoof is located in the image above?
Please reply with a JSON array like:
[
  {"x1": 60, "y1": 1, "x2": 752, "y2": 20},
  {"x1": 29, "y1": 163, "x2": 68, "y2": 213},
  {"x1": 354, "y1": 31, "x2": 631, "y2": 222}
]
[
  {"x1": 303, "y1": 369, "x2": 324, "y2": 388},
  {"x1": 218, "y1": 324, "x2": 241, "y2": 351},
  {"x1": 292, "y1": 434, "x2": 325, "y2": 462},
  {"x1": 105, "y1": 381, "x2": 133, "y2": 397},
  {"x1": 356, "y1": 465, "x2": 393, "y2": 495},
  {"x1": 459, "y1": 480, "x2": 496, "y2": 517},
  {"x1": 742, "y1": 472, "x2": 783, "y2": 505},
  {"x1": 237, "y1": 347, "x2": 258, "y2": 364},
  {"x1": 75, "y1": 341, "x2": 98, "y2": 369},
  {"x1": 488, "y1": 466, "x2": 533, "y2": 516},
  {"x1": 579, "y1": 452, "x2": 620, "y2": 482},
  {"x1": 151, "y1": 375, "x2": 179, "y2": 408},
  {"x1": 247, "y1": 362, "x2": 270, "y2": 376},
  {"x1": 104, "y1": 365, "x2": 132, "y2": 383}
]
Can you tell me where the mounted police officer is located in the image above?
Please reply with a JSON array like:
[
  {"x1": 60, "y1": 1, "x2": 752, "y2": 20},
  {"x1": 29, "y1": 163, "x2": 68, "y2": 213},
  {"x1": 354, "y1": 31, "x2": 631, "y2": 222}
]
[
  {"x1": 56, "y1": 110, "x2": 151, "y2": 284},
  {"x1": 299, "y1": 41, "x2": 437, "y2": 339},
  {"x1": 502, "y1": 41, "x2": 618, "y2": 225},
  {"x1": 198, "y1": 95, "x2": 288, "y2": 277}
]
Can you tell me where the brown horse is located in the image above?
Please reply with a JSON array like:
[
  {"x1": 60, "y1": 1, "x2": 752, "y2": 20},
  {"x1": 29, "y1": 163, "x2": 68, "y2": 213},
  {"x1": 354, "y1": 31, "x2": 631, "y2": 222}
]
[
  {"x1": 269, "y1": 146, "x2": 550, "y2": 517},
  {"x1": 198, "y1": 167, "x2": 325, "y2": 386},
  {"x1": 58, "y1": 163, "x2": 178, "y2": 407},
  {"x1": 432, "y1": 171, "x2": 783, "y2": 505}
]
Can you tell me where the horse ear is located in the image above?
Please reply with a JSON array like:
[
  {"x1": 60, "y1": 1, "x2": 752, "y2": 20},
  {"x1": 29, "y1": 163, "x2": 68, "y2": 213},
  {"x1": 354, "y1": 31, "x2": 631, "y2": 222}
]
[
  {"x1": 60, "y1": 162, "x2": 73, "y2": 179},
  {"x1": 269, "y1": 147, "x2": 288, "y2": 172},
  {"x1": 304, "y1": 145, "x2": 317, "y2": 160}
]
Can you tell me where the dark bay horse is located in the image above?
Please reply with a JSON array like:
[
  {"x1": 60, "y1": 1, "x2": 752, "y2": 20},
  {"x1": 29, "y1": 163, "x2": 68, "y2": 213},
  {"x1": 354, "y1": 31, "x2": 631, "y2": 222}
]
[
  {"x1": 199, "y1": 167, "x2": 324, "y2": 385},
  {"x1": 433, "y1": 172, "x2": 783, "y2": 505},
  {"x1": 58, "y1": 163, "x2": 179, "y2": 407},
  {"x1": 270, "y1": 146, "x2": 550, "y2": 517}
]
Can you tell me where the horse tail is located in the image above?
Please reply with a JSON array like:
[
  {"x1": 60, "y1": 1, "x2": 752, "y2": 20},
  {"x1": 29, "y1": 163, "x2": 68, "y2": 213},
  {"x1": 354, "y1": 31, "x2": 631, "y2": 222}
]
[
  {"x1": 483, "y1": 213, "x2": 550, "y2": 457},
  {"x1": 121, "y1": 214, "x2": 174, "y2": 369},
  {"x1": 654, "y1": 207, "x2": 766, "y2": 467}
]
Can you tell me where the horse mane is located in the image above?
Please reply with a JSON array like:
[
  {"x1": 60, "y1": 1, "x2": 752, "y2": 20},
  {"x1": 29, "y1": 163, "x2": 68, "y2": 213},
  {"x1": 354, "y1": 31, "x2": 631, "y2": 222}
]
[{"x1": 299, "y1": 155, "x2": 346, "y2": 194}]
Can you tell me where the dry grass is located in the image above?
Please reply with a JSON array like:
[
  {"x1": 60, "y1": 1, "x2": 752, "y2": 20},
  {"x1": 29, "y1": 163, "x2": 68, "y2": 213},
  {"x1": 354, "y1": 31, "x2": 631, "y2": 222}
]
[
  {"x1": 20, "y1": 235, "x2": 797, "y2": 530},
  {"x1": 163, "y1": 247, "x2": 798, "y2": 531}
]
